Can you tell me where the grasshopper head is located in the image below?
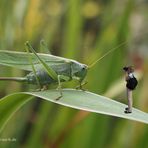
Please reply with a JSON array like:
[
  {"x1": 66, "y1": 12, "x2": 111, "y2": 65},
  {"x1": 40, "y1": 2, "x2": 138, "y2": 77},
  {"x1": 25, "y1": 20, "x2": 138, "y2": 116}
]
[{"x1": 72, "y1": 62, "x2": 88, "y2": 81}]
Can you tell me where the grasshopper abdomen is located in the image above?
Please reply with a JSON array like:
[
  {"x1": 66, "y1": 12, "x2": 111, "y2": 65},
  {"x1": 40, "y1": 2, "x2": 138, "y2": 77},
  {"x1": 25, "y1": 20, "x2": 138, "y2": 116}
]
[{"x1": 26, "y1": 70, "x2": 55, "y2": 85}]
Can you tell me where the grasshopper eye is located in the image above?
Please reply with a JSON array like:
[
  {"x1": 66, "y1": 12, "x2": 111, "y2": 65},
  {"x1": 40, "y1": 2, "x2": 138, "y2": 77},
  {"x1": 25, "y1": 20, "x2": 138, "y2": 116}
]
[
  {"x1": 82, "y1": 65, "x2": 87, "y2": 70},
  {"x1": 81, "y1": 66, "x2": 85, "y2": 70}
]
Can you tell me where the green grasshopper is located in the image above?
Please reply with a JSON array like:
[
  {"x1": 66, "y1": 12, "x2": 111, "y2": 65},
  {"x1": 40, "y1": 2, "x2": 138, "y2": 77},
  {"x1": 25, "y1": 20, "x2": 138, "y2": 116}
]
[{"x1": 0, "y1": 41, "x2": 126, "y2": 100}]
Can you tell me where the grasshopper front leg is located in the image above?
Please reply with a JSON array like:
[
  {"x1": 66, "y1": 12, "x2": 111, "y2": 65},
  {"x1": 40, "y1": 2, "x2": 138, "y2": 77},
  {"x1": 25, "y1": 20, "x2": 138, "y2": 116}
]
[
  {"x1": 73, "y1": 76, "x2": 87, "y2": 91},
  {"x1": 76, "y1": 81, "x2": 87, "y2": 91}
]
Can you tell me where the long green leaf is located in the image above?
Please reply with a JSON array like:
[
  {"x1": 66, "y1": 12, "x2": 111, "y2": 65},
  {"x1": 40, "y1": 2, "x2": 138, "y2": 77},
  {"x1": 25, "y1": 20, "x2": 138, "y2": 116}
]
[{"x1": 0, "y1": 89, "x2": 148, "y2": 134}]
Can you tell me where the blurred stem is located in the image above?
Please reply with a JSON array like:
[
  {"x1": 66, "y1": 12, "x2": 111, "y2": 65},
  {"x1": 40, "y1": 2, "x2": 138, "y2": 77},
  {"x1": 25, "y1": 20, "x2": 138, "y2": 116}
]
[
  {"x1": 26, "y1": 101, "x2": 52, "y2": 148},
  {"x1": 62, "y1": 0, "x2": 83, "y2": 59}
]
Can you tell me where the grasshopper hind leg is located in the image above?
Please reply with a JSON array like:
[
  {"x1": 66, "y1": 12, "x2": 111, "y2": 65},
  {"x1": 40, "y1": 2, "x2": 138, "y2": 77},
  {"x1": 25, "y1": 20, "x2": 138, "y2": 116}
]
[
  {"x1": 41, "y1": 85, "x2": 48, "y2": 91},
  {"x1": 25, "y1": 43, "x2": 42, "y2": 90},
  {"x1": 34, "y1": 84, "x2": 48, "y2": 92},
  {"x1": 55, "y1": 92, "x2": 63, "y2": 101}
]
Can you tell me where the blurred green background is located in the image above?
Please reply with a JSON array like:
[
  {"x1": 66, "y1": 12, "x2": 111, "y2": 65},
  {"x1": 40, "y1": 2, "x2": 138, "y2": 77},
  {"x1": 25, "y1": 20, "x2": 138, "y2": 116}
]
[{"x1": 0, "y1": 0, "x2": 148, "y2": 147}]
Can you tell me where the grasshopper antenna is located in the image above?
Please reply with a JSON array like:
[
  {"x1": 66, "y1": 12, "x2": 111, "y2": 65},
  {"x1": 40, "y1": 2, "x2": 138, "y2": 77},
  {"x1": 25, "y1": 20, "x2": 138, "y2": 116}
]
[{"x1": 88, "y1": 41, "x2": 127, "y2": 68}]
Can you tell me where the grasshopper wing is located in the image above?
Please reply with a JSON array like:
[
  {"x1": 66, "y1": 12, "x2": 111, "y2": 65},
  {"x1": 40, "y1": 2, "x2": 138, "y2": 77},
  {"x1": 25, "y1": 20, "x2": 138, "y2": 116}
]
[{"x1": 0, "y1": 50, "x2": 69, "y2": 72}]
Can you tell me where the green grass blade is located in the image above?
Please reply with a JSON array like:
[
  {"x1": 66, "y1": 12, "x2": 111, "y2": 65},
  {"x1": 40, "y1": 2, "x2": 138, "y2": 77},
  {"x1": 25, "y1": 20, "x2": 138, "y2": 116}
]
[{"x1": 0, "y1": 89, "x2": 147, "y2": 134}]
